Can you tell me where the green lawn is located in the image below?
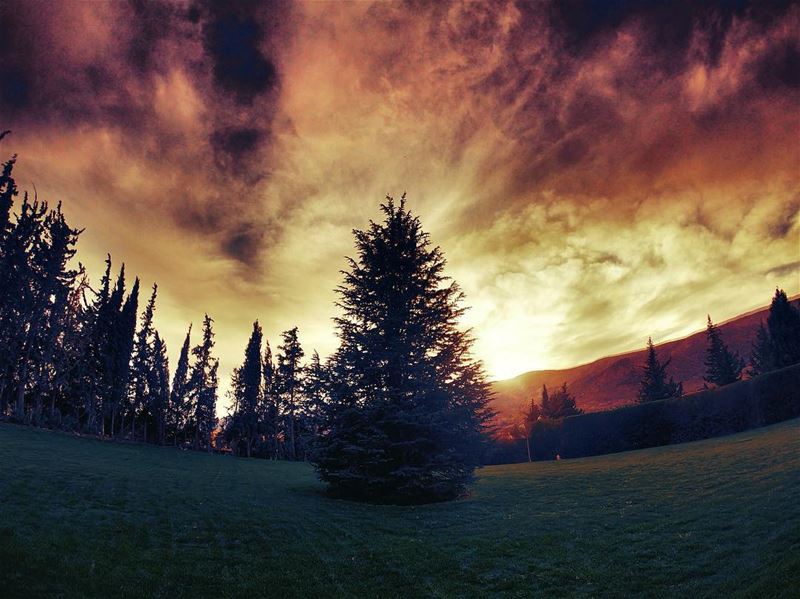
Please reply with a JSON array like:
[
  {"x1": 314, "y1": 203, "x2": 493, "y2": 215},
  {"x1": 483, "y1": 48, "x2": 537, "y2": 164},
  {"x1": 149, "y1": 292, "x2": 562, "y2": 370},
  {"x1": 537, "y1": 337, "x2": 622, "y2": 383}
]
[{"x1": 1, "y1": 420, "x2": 798, "y2": 598}]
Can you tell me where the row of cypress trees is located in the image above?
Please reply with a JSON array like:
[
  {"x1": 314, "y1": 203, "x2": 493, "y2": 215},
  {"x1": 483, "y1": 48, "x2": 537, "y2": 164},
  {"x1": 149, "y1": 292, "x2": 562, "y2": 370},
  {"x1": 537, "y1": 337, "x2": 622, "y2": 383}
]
[{"x1": 0, "y1": 136, "x2": 220, "y2": 450}]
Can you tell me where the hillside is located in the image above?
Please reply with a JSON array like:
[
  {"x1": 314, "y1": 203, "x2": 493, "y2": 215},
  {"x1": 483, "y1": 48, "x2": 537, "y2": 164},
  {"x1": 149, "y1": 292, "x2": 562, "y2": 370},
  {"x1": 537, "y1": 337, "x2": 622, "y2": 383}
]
[
  {"x1": 1, "y1": 420, "x2": 798, "y2": 597},
  {"x1": 490, "y1": 297, "x2": 800, "y2": 426}
]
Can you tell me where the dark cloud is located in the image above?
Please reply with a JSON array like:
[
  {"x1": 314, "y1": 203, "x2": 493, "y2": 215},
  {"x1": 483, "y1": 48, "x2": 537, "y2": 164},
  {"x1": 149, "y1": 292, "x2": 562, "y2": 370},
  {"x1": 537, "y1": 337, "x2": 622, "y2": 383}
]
[
  {"x1": 211, "y1": 127, "x2": 263, "y2": 159},
  {"x1": 767, "y1": 197, "x2": 800, "y2": 239},
  {"x1": 199, "y1": 2, "x2": 279, "y2": 104},
  {"x1": 222, "y1": 225, "x2": 265, "y2": 265},
  {"x1": 0, "y1": 0, "x2": 295, "y2": 266},
  {"x1": 766, "y1": 261, "x2": 800, "y2": 277},
  {"x1": 757, "y1": 39, "x2": 800, "y2": 91}
]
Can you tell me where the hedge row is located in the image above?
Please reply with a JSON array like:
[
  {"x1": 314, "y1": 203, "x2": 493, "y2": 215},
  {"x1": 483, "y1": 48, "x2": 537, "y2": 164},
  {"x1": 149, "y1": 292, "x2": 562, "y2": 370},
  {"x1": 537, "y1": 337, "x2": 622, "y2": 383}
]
[{"x1": 529, "y1": 363, "x2": 800, "y2": 461}]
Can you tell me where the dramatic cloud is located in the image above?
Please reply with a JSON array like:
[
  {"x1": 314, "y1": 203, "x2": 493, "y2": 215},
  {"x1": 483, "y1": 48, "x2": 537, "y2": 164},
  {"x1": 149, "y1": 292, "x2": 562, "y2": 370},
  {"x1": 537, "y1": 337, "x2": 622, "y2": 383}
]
[{"x1": 1, "y1": 0, "x2": 798, "y2": 400}]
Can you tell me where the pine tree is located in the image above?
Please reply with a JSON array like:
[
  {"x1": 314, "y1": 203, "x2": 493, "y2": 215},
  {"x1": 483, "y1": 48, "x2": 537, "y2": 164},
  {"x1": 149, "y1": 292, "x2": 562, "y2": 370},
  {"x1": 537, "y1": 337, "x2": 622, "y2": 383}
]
[
  {"x1": 169, "y1": 324, "x2": 192, "y2": 445},
  {"x1": 749, "y1": 321, "x2": 777, "y2": 377},
  {"x1": 541, "y1": 382, "x2": 582, "y2": 419},
  {"x1": 703, "y1": 316, "x2": 744, "y2": 387},
  {"x1": 189, "y1": 315, "x2": 218, "y2": 452},
  {"x1": 540, "y1": 385, "x2": 550, "y2": 420},
  {"x1": 637, "y1": 338, "x2": 683, "y2": 403},
  {"x1": 312, "y1": 196, "x2": 493, "y2": 503},
  {"x1": 276, "y1": 327, "x2": 304, "y2": 460},
  {"x1": 767, "y1": 288, "x2": 800, "y2": 369}
]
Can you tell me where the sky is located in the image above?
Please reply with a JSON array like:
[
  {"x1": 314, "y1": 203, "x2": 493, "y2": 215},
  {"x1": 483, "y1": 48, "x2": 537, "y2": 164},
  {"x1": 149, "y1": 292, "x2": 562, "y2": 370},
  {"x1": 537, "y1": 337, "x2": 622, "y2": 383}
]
[{"x1": 1, "y1": 0, "x2": 798, "y2": 408}]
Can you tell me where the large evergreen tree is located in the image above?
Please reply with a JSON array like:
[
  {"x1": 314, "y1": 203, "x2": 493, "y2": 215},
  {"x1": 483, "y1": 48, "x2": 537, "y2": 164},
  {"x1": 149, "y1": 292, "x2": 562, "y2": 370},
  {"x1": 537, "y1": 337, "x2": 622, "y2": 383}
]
[
  {"x1": 311, "y1": 196, "x2": 493, "y2": 503},
  {"x1": 703, "y1": 316, "x2": 744, "y2": 387},
  {"x1": 637, "y1": 338, "x2": 683, "y2": 403}
]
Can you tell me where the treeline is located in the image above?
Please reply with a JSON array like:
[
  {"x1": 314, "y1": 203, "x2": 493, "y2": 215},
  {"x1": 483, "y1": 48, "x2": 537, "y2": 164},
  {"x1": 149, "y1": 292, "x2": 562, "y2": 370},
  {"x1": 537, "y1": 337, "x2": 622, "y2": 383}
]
[
  {"x1": 0, "y1": 137, "x2": 327, "y2": 459},
  {"x1": 219, "y1": 324, "x2": 330, "y2": 460},
  {"x1": 507, "y1": 288, "x2": 800, "y2": 461},
  {"x1": 2, "y1": 140, "x2": 493, "y2": 501}
]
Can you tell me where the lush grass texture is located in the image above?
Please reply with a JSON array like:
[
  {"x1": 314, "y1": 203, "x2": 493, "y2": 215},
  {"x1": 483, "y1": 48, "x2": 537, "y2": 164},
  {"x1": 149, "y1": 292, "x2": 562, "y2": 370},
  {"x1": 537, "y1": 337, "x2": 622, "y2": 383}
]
[{"x1": 1, "y1": 420, "x2": 798, "y2": 598}]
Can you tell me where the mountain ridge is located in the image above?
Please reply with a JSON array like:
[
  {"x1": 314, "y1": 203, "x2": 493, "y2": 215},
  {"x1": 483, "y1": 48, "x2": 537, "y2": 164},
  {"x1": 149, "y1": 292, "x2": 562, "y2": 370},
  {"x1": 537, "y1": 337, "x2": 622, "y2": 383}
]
[{"x1": 490, "y1": 294, "x2": 800, "y2": 428}]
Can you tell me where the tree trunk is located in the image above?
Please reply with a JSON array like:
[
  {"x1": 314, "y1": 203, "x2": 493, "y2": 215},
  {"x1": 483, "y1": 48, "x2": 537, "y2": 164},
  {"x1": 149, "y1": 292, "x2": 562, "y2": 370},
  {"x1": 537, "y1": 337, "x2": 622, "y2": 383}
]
[{"x1": 526, "y1": 437, "x2": 532, "y2": 463}]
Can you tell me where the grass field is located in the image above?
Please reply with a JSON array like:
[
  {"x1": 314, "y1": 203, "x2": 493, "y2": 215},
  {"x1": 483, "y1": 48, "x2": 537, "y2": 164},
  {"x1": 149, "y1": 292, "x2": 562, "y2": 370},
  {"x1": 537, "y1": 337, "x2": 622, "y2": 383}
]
[{"x1": 1, "y1": 420, "x2": 799, "y2": 598}]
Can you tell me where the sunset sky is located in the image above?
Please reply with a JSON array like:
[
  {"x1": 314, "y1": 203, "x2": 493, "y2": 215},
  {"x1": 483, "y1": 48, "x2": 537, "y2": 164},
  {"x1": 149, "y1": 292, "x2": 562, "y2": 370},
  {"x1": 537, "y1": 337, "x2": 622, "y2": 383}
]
[{"x1": 1, "y1": 0, "x2": 798, "y2": 407}]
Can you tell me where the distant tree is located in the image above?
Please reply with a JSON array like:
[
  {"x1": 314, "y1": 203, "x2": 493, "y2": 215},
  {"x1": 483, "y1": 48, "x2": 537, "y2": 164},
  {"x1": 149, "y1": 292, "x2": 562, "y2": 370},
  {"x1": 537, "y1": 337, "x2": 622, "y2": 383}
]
[
  {"x1": 520, "y1": 393, "x2": 541, "y2": 462},
  {"x1": 703, "y1": 316, "x2": 744, "y2": 387},
  {"x1": 749, "y1": 321, "x2": 777, "y2": 377},
  {"x1": 637, "y1": 338, "x2": 683, "y2": 403},
  {"x1": 169, "y1": 324, "x2": 192, "y2": 445},
  {"x1": 149, "y1": 331, "x2": 170, "y2": 445},
  {"x1": 109, "y1": 272, "x2": 139, "y2": 437},
  {"x1": 312, "y1": 196, "x2": 493, "y2": 503},
  {"x1": 767, "y1": 288, "x2": 800, "y2": 369},
  {"x1": 541, "y1": 382, "x2": 582, "y2": 419},
  {"x1": 276, "y1": 327, "x2": 304, "y2": 460},
  {"x1": 0, "y1": 143, "x2": 18, "y2": 240},
  {"x1": 129, "y1": 283, "x2": 158, "y2": 439},
  {"x1": 259, "y1": 340, "x2": 279, "y2": 458},
  {"x1": 189, "y1": 315, "x2": 218, "y2": 452},
  {"x1": 300, "y1": 350, "x2": 329, "y2": 453},
  {"x1": 229, "y1": 321, "x2": 263, "y2": 457}
]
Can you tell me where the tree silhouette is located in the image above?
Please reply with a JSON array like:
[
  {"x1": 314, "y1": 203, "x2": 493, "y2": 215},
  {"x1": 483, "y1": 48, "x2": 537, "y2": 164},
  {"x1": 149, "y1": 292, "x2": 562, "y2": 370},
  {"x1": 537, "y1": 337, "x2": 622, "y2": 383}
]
[
  {"x1": 312, "y1": 196, "x2": 493, "y2": 503},
  {"x1": 637, "y1": 338, "x2": 682, "y2": 403},
  {"x1": 767, "y1": 288, "x2": 800, "y2": 369},
  {"x1": 541, "y1": 382, "x2": 582, "y2": 419},
  {"x1": 703, "y1": 316, "x2": 743, "y2": 387}
]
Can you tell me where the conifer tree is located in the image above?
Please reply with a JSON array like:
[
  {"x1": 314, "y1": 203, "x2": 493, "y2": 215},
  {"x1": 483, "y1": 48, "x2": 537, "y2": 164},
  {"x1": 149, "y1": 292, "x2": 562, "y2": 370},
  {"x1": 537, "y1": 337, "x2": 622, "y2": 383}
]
[
  {"x1": 129, "y1": 283, "x2": 157, "y2": 439},
  {"x1": 766, "y1": 288, "x2": 800, "y2": 368},
  {"x1": 230, "y1": 321, "x2": 263, "y2": 457},
  {"x1": 169, "y1": 324, "x2": 192, "y2": 445},
  {"x1": 150, "y1": 331, "x2": 170, "y2": 445},
  {"x1": 260, "y1": 340, "x2": 279, "y2": 458},
  {"x1": 0, "y1": 140, "x2": 17, "y2": 241},
  {"x1": 301, "y1": 350, "x2": 329, "y2": 453},
  {"x1": 703, "y1": 316, "x2": 743, "y2": 387},
  {"x1": 189, "y1": 315, "x2": 218, "y2": 452},
  {"x1": 109, "y1": 274, "x2": 138, "y2": 437},
  {"x1": 276, "y1": 327, "x2": 304, "y2": 460},
  {"x1": 312, "y1": 196, "x2": 493, "y2": 503},
  {"x1": 637, "y1": 338, "x2": 682, "y2": 403},
  {"x1": 541, "y1": 382, "x2": 582, "y2": 419},
  {"x1": 749, "y1": 321, "x2": 777, "y2": 377},
  {"x1": 540, "y1": 385, "x2": 550, "y2": 420}
]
